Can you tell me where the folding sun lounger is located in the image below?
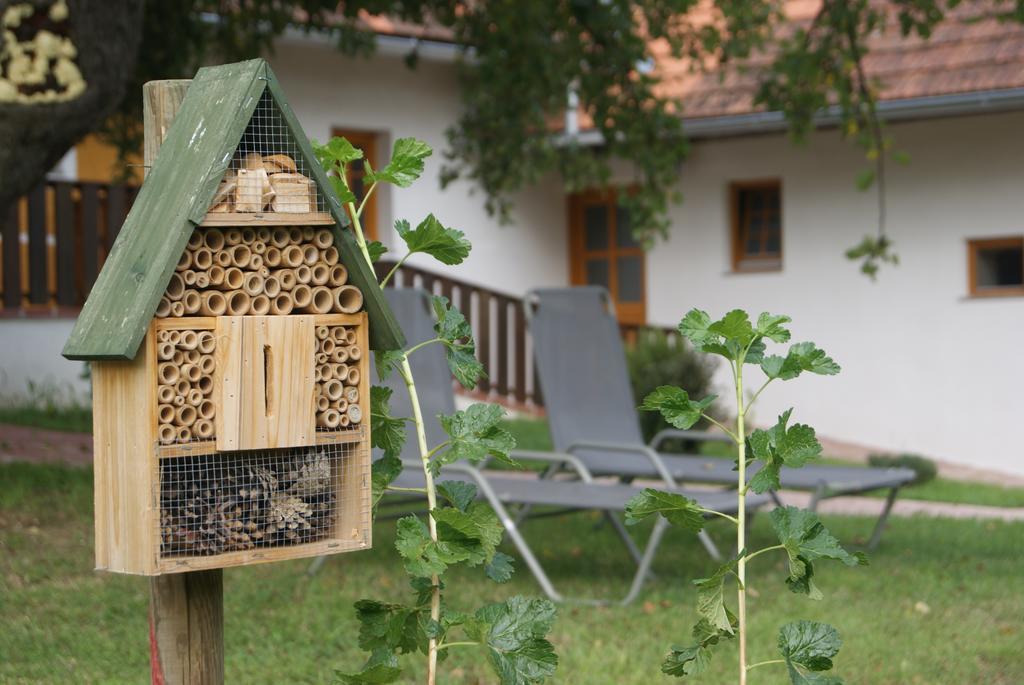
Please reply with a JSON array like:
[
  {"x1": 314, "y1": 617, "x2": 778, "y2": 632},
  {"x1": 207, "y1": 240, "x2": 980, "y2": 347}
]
[
  {"x1": 525, "y1": 287, "x2": 916, "y2": 550},
  {"x1": 372, "y1": 288, "x2": 770, "y2": 605}
]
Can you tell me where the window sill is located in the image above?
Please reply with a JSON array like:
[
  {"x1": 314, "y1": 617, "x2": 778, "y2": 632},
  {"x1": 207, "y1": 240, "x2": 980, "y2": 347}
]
[
  {"x1": 729, "y1": 262, "x2": 783, "y2": 275},
  {"x1": 964, "y1": 288, "x2": 1024, "y2": 299}
]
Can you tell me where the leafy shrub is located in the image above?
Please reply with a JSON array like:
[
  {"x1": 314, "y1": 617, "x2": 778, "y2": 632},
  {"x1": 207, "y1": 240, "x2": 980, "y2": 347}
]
[
  {"x1": 868, "y1": 453, "x2": 937, "y2": 485},
  {"x1": 626, "y1": 328, "x2": 718, "y2": 443}
]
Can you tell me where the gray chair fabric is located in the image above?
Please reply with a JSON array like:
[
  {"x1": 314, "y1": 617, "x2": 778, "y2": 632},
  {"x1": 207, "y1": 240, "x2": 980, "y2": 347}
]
[
  {"x1": 528, "y1": 286, "x2": 916, "y2": 548},
  {"x1": 372, "y1": 288, "x2": 769, "y2": 604}
]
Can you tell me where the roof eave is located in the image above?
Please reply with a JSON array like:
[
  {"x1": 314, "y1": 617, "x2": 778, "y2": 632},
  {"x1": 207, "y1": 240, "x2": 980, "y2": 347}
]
[{"x1": 558, "y1": 87, "x2": 1024, "y2": 146}]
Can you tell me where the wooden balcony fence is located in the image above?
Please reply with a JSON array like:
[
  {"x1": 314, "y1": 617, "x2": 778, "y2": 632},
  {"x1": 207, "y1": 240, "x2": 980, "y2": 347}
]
[
  {"x1": 1, "y1": 180, "x2": 139, "y2": 314},
  {"x1": 2, "y1": 180, "x2": 671, "y2": 410}
]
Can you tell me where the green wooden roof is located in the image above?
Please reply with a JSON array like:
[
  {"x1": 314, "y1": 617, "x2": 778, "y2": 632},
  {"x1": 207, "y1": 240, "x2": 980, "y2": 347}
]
[{"x1": 63, "y1": 59, "x2": 405, "y2": 361}]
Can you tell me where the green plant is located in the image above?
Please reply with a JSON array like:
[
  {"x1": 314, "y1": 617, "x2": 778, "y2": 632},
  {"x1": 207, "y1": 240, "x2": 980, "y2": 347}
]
[
  {"x1": 868, "y1": 453, "x2": 936, "y2": 485},
  {"x1": 625, "y1": 310, "x2": 866, "y2": 684},
  {"x1": 313, "y1": 136, "x2": 557, "y2": 685},
  {"x1": 626, "y1": 328, "x2": 718, "y2": 444}
]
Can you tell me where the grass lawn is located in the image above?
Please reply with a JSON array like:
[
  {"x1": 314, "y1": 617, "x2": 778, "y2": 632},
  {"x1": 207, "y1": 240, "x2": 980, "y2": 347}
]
[
  {"x1": 502, "y1": 418, "x2": 1024, "y2": 508},
  {"x1": 0, "y1": 405, "x2": 92, "y2": 434},
  {"x1": 2, "y1": 461, "x2": 1023, "y2": 684}
]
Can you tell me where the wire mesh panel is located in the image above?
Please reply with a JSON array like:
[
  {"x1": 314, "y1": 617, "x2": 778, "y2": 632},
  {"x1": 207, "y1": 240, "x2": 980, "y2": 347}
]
[
  {"x1": 158, "y1": 436, "x2": 367, "y2": 559},
  {"x1": 208, "y1": 89, "x2": 327, "y2": 216}
]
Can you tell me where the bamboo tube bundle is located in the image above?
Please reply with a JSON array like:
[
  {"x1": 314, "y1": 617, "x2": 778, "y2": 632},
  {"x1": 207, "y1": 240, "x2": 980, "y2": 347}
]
[
  {"x1": 197, "y1": 376, "x2": 213, "y2": 396},
  {"x1": 187, "y1": 389, "x2": 203, "y2": 407},
  {"x1": 295, "y1": 265, "x2": 312, "y2": 284},
  {"x1": 182, "y1": 290, "x2": 202, "y2": 314},
  {"x1": 347, "y1": 344, "x2": 362, "y2": 361},
  {"x1": 320, "y1": 365, "x2": 334, "y2": 382},
  {"x1": 314, "y1": 366, "x2": 323, "y2": 383},
  {"x1": 345, "y1": 328, "x2": 357, "y2": 345},
  {"x1": 243, "y1": 272, "x2": 264, "y2": 297},
  {"x1": 302, "y1": 286, "x2": 333, "y2": 314},
  {"x1": 330, "y1": 326, "x2": 346, "y2": 343},
  {"x1": 316, "y1": 325, "x2": 330, "y2": 341},
  {"x1": 226, "y1": 291, "x2": 250, "y2": 316},
  {"x1": 179, "y1": 330, "x2": 199, "y2": 350},
  {"x1": 251, "y1": 295, "x2": 271, "y2": 316},
  {"x1": 173, "y1": 394, "x2": 186, "y2": 407},
  {"x1": 198, "y1": 400, "x2": 215, "y2": 420},
  {"x1": 158, "y1": 342, "x2": 174, "y2": 361},
  {"x1": 316, "y1": 395, "x2": 329, "y2": 412},
  {"x1": 302, "y1": 245, "x2": 319, "y2": 266},
  {"x1": 187, "y1": 231, "x2": 204, "y2": 250},
  {"x1": 181, "y1": 364, "x2": 201, "y2": 383},
  {"x1": 324, "y1": 379, "x2": 344, "y2": 401},
  {"x1": 176, "y1": 251, "x2": 192, "y2": 272},
  {"x1": 176, "y1": 405, "x2": 197, "y2": 427},
  {"x1": 315, "y1": 352, "x2": 328, "y2": 366},
  {"x1": 316, "y1": 409, "x2": 342, "y2": 429},
  {"x1": 225, "y1": 228, "x2": 243, "y2": 246},
  {"x1": 265, "y1": 247, "x2": 282, "y2": 268},
  {"x1": 170, "y1": 301, "x2": 185, "y2": 316},
  {"x1": 204, "y1": 228, "x2": 226, "y2": 251},
  {"x1": 301, "y1": 227, "x2": 316, "y2": 242},
  {"x1": 271, "y1": 228, "x2": 290, "y2": 248},
  {"x1": 282, "y1": 245, "x2": 303, "y2": 268},
  {"x1": 292, "y1": 284, "x2": 313, "y2": 310},
  {"x1": 165, "y1": 273, "x2": 185, "y2": 301},
  {"x1": 323, "y1": 246, "x2": 339, "y2": 265},
  {"x1": 277, "y1": 269, "x2": 297, "y2": 291},
  {"x1": 249, "y1": 254, "x2": 264, "y2": 271},
  {"x1": 167, "y1": 330, "x2": 182, "y2": 345},
  {"x1": 346, "y1": 367, "x2": 360, "y2": 386},
  {"x1": 158, "y1": 385, "x2": 175, "y2": 404},
  {"x1": 263, "y1": 275, "x2": 282, "y2": 298},
  {"x1": 347, "y1": 404, "x2": 362, "y2": 424},
  {"x1": 229, "y1": 244, "x2": 252, "y2": 268},
  {"x1": 333, "y1": 285, "x2": 363, "y2": 313},
  {"x1": 171, "y1": 349, "x2": 184, "y2": 365},
  {"x1": 214, "y1": 250, "x2": 232, "y2": 267},
  {"x1": 199, "y1": 354, "x2": 215, "y2": 375},
  {"x1": 311, "y1": 264, "x2": 330, "y2": 286},
  {"x1": 208, "y1": 265, "x2": 225, "y2": 286},
  {"x1": 256, "y1": 227, "x2": 272, "y2": 243},
  {"x1": 176, "y1": 426, "x2": 192, "y2": 442},
  {"x1": 199, "y1": 291, "x2": 226, "y2": 316},
  {"x1": 181, "y1": 269, "x2": 197, "y2": 286},
  {"x1": 328, "y1": 264, "x2": 347, "y2": 286},
  {"x1": 331, "y1": 347, "x2": 348, "y2": 363},
  {"x1": 195, "y1": 272, "x2": 210, "y2": 289},
  {"x1": 314, "y1": 229, "x2": 333, "y2": 249},
  {"x1": 241, "y1": 228, "x2": 257, "y2": 244},
  {"x1": 158, "y1": 363, "x2": 179, "y2": 385},
  {"x1": 339, "y1": 415, "x2": 351, "y2": 428},
  {"x1": 214, "y1": 267, "x2": 244, "y2": 291},
  {"x1": 194, "y1": 420, "x2": 215, "y2": 439},
  {"x1": 197, "y1": 331, "x2": 215, "y2": 354},
  {"x1": 185, "y1": 348, "x2": 201, "y2": 365},
  {"x1": 158, "y1": 404, "x2": 175, "y2": 424},
  {"x1": 333, "y1": 364, "x2": 349, "y2": 383},
  {"x1": 270, "y1": 293, "x2": 294, "y2": 315},
  {"x1": 158, "y1": 330, "x2": 171, "y2": 343},
  {"x1": 344, "y1": 385, "x2": 359, "y2": 404},
  {"x1": 192, "y1": 247, "x2": 213, "y2": 270},
  {"x1": 320, "y1": 337, "x2": 335, "y2": 356},
  {"x1": 159, "y1": 425, "x2": 176, "y2": 444},
  {"x1": 175, "y1": 378, "x2": 189, "y2": 397},
  {"x1": 288, "y1": 227, "x2": 303, "y2": 244},
  {"x1": 252, "y1": 239, "x2": 267, "y2": 255}
]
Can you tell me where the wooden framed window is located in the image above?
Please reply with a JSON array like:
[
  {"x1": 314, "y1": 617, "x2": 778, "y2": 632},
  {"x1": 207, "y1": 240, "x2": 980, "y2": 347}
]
[
  {"x1": 730, "y1": 180, "x2": 782, "y2": 271},
  {"x1": 968, "y1": 237, "x2": 1024, "y2": 297},
  {"x1": 330, "y1": 128, "x2": 379, "y2": 241},
  {"x1": 568, "y1": 189, "x2": 646, "y2": 325}
]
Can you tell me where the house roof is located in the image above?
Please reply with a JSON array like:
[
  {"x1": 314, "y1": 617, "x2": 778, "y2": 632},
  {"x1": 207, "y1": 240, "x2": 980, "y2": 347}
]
[
  {"x1": 63, "y1": 58, "x2": 405, "y2": 361},
  {"x1": 650, "y1": 0, "x2": 1024, "y2": 122}
]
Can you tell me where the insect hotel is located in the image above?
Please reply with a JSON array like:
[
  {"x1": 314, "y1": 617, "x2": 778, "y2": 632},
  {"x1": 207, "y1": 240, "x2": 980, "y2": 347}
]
[{"x1": 62, "y1": 59, "x2": 405, "y2": 575}]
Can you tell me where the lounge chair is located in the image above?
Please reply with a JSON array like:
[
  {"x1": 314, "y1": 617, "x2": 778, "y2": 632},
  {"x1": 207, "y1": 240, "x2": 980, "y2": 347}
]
[
  {"x1": 372, "y1": 288, "x2": 770, "y2": 605},
  {"x1": 526, "y1": 287, "x2": 916, "y2": 550}
]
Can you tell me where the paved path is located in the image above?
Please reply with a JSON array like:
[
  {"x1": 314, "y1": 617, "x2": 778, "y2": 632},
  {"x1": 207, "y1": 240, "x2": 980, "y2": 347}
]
[{"x1": 3, "y1": 423, "x2": 1024, "y2": 522}]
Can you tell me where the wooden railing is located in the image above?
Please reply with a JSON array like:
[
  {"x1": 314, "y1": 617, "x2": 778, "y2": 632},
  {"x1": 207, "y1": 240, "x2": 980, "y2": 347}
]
[{"x1": 1, "y1": 180, "x2": 138, "y2": 315}]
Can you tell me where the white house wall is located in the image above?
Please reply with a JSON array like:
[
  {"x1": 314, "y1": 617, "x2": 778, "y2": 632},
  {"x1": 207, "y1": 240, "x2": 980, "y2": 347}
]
[
  {"x1": 644, "y1": 111, "x2": 1024, "y2": 475},
  {"x1": 267, "y1": 44, "x2": 568, "y2": 297}
]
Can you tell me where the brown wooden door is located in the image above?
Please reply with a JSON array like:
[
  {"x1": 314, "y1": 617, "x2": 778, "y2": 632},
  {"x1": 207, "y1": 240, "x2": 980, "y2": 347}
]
[
  {"x1": 568, "y1": 189, "x2": 646, "y2": 325},
  {"x1": 331, "y1": 128, "x2": 378, "y2": 241}
]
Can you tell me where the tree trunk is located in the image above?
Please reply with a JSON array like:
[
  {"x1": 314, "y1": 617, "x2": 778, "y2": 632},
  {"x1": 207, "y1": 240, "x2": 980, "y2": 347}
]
[{"x1": 0, "y1": 0, "x2": 143, "y2": 216}]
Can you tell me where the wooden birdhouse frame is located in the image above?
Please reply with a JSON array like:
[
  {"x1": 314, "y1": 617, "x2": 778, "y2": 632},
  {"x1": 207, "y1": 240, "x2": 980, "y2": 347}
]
[{"x1": 63, "y1": 59, "x2": 405, "y2": 576}]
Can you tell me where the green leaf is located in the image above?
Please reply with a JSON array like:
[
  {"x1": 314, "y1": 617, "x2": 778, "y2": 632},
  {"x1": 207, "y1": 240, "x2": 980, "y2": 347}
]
[
  {"x1": 763, "y1": 343, "x2": 841, "y2": 380},
  {"x1": 370, "y1": 386, "x2": 406, "y2": 457},
  {"x1": 436, "y1": 403, "x2": 517, "y2": 472},
  {"x1": 328, "y1": 174, "x2": 358, "y2": 205},
  {"x1": 661, "y1": 613, "x2": 737, "y2": 678},
  {"x1": 486, "y1": 551, "x2": 516, "y2": 583},
  {"x1": 335, "y1": 649, "x2": 402, "y2": 684},
  {"x1": 678, "y1": 308, "x2": 766, "y2": 362},
  {"x1": 367, "y1": 137, "x2": 432, "y2": 187},
  {"x1": 371, "y1": 452, "x2": 402, "y2": 511},
  {"x1": 366, "y1": 240, "x2": 388, "y2": 263},
  {"x1": 746, "y1": 411, "x2": 823, "y2": 494},
  {"x1": 431, "y1": 296, "x2": 485, "y2": 389},
  {"x1": 468, "y1": 596, "x2": 558, "y2": 685},
  {"x1": 374, "y1": 350, "x2": 404, "y2": 383},
  {"x1": 322, "y1": 136, "x2": 364, "y2": 165},
  {"x1": 624, "y1": 488, "x2": 705, "y2": 532},
  {"x1": 856, "y1": 168, "x2": 875, "y2": 191},
  {"x1": 640, "y1": 386, "x2": 716, "y2": 431},
  {"x1": 678, "y1": 309, "x2": 716, "y2": 346},
  {"x1": 779, "y1": 621, "x2": 845, "y2": 684},
  {"x1": 756, "y1": 312, "x2": 792, "y2": 343},
  {"x1": 431, "y1": 502, "x2": 504, "y2": 567},
  {"x1": 436, "y1": 480, "x2": 477, "y2": 511},
  {"x1": 395, "y1": 215, "x2": 471, "y2": 265},
  {"x1": 394, "y1": 515, "x2": 471, "y2": 577},
  {"x1": 693, "y1": 559, "x2": 737, "y2": 634},
  {"x1": 708, "y1": 309, "x2": 754, "y2": 345},
  {"x1": 353, "y1": 599, "x2": 429, "y2": 654},
  {"x1": 771, "y1": 507, "x2": 868, "y2": 598}
]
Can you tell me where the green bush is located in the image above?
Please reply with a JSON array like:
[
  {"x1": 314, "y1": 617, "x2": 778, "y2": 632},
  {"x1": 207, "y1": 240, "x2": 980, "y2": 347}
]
[
  {"x1": 868, "y1": 453, "x2": 937, "y2": 485},
  {"x1": 626, "y1": 328, "x2": 718, "y2": 444}
]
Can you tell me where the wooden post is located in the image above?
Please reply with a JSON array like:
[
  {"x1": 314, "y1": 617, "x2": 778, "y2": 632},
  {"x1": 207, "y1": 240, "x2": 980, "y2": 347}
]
[{"x1": 143, "y1": 78, "x2": 224, "y2": 685}]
